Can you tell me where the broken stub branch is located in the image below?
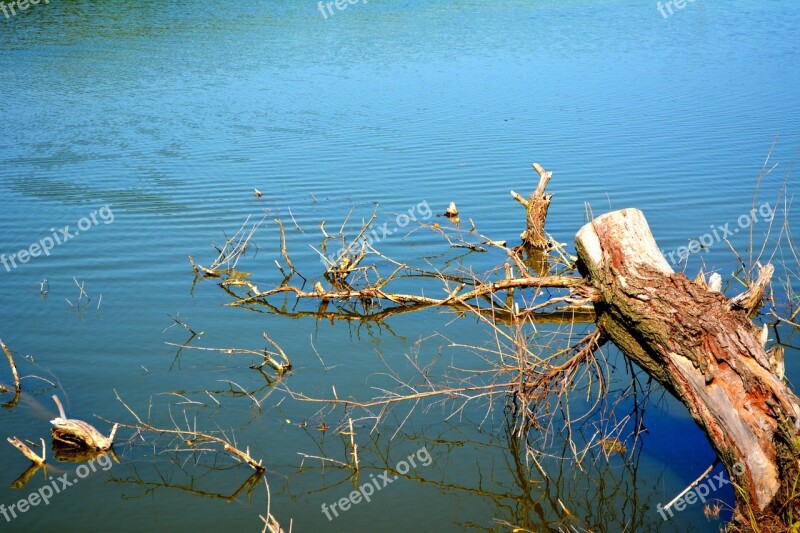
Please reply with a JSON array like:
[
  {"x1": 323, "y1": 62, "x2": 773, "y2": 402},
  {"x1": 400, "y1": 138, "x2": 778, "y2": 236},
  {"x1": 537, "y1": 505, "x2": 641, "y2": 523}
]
[
  {"x1": 575, "y1": 208, "x2": 799, "y2": 530},
  {"x1": 7, "y1": 437, "x2": 46, "y2": 465},
  {"x1": 511, "y1": 162, "x2": 553, "y2": 249}
]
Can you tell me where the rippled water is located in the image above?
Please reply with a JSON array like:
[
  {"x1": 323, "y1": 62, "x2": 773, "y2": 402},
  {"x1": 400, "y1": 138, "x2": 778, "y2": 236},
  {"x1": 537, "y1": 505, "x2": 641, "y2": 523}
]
[{"x1": 1, "y1": 1, "x2": 798, "y2": 531}]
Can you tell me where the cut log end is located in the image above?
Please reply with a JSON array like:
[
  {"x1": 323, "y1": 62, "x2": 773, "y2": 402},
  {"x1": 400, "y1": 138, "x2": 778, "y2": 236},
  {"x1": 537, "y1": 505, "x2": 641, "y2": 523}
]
[{"x1": 575, "y1": 208, "x2": 674, "y2": 277}]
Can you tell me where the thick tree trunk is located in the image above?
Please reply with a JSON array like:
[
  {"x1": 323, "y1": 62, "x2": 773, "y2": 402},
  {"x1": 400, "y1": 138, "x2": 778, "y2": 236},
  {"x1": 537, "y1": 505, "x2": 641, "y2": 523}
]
[{"x1": 574, "y1": 208, "x2": 800, "y2": 530}]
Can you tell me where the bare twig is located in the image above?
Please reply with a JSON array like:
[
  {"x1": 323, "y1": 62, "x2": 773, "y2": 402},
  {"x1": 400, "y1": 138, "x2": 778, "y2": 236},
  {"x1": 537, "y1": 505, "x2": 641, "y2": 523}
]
[{"x1": 113, "y1": 390, "x2": 265, "y2": 471}]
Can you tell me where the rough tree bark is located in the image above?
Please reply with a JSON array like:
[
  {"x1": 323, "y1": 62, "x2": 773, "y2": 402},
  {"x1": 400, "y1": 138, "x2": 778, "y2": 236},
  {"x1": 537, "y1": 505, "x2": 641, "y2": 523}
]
[
  {"x1": 574, "y1": 208, "x2": 800, "y2": 530},
  {"x1": 512, "y1": 163, "x2": 552, "y2": 249}
]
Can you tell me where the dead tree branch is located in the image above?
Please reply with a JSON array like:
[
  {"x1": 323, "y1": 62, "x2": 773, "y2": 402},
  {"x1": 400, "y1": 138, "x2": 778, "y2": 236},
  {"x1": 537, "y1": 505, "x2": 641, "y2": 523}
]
[
  {"x1": 113, "y1": 390, "x2": 265, "y2": 471},
  {"x1": 1, "y1": 338, "x2": 21, "y2": 394}
]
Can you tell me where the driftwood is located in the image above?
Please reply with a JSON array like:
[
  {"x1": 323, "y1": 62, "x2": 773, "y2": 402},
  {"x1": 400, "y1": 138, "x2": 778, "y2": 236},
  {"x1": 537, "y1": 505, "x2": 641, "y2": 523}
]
[
  {"x1": 575, "y1": 208, "x2": 799, "y2": 530},
  {"x1": 50, "y1": 395, "x2": 118, "y2": 451}
]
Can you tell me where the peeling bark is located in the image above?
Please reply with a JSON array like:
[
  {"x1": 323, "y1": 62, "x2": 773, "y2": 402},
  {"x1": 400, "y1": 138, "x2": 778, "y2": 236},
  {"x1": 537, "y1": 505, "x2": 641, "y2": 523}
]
[{"x1": 575, "y1": 208, "x2": 800, "y2": 530}]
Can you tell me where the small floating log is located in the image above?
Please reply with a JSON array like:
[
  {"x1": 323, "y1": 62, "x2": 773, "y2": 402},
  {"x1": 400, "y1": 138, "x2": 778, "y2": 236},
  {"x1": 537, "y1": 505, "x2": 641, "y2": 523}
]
[{"x1": 50, "y1": 395, "x2": 117, "y2": 451}]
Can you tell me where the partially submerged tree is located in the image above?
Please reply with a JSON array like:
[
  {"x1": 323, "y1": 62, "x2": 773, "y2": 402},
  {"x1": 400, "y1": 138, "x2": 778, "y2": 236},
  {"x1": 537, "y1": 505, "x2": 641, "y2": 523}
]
[
  {"x1": 575, "y1": 209, "x2": 799, "y2": 530},
  {"x1": 191, "y1": 162, "x2": 799, "y2": 531}
]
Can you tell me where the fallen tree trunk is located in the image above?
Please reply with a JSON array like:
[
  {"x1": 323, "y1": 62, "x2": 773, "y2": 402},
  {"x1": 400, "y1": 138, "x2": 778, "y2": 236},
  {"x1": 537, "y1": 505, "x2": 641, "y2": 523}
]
[{"x1": 575, "y1": 208, "x2": 800, "y2": 530}]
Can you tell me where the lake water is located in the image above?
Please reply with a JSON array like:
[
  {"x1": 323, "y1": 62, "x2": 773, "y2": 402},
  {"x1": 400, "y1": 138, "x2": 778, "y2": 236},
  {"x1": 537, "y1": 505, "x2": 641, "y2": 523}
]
[{"x1": 1, "y1": 1, "x2": 798, "y2": 531}]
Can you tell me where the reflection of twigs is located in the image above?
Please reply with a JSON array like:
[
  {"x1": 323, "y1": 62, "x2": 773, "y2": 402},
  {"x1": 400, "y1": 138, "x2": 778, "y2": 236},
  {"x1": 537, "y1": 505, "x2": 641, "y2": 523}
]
[
  {"x1": 260, "y1": 476, "x2": 289, "y2": 533},
  {"x1": 111, "y1": 467, "x2": 263, "y2": 504},
  {"x1": 10, "y1": 462, "x2": 46, "y2": 490},
  {"x1": 664, "y1": 459, "x2": 720, "y2": 511},
  {"x1": 164, "y1": 313, "x2": 202, "y2": 337},
  {"x1": 524, "y1": 330, "x2": 606, "y2": 393},
  {"x1": 164, "y1": 330, "x2": 292, "y2": 376},
  {"x1": 287, "y1": 382, "x2": 513, "y2": 409},
  {"x1": 113, "y1": 390, "x2": 265, "y2": 471},
  {"x1": 345, "y1": 418, "x2": 358, "y2": 472}
]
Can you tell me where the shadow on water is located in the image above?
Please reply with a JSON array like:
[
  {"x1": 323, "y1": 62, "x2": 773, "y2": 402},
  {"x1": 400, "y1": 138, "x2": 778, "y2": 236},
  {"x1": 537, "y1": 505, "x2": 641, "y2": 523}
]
[{"x1": 3, "y1": 176, "x2": 189, "y2": 213}]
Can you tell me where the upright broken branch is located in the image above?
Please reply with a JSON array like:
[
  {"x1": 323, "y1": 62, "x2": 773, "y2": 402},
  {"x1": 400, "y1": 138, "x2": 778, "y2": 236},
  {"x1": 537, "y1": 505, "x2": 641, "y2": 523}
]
[
  {"x1": 512, "y1": 163, "x2": 553, "y2": 249},
  {"x1": 7, "y1": 437, "x2": 46, "y2": 465}
]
